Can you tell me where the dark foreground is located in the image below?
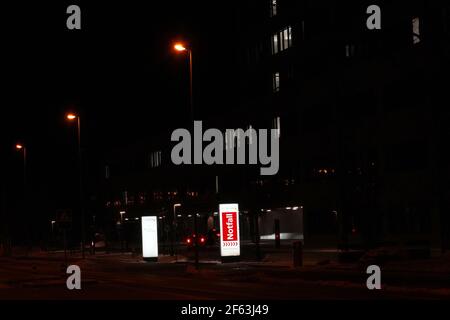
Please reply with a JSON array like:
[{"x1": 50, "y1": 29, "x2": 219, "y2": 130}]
[{"x1": 1, "y1": 249, "x2": 449, "y2": 300}]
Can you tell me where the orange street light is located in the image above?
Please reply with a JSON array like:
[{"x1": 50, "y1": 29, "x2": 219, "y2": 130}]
[
  {"x1": 66, "y1": 113, "x2": 77, "y2": 120},
  {"x1": 16, "y1": 144, "x2": 24, "y2": 150},
  {"x1": 65, "y1": 112, "x2": 85, "y2": 258},
  {"x1": 172, "y1": 41, "x2": 193, "y2": 122},
  {"x1": 174, "y1": 43, "x2": 187, "y2": 52}
]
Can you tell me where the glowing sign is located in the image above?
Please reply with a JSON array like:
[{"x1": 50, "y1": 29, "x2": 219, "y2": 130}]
[
  {"x1": 141, "y1": 216, "x2": 158, "y2": 260},
  {"x1": 219, "y1": 203, "x2": 240, "y2": 257}
]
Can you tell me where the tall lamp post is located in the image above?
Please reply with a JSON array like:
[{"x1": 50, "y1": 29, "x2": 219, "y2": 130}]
[
  {"x1": 173, "y1": 42, "x2": 199, "y2": 269},
  {"x1": 172, "y1": 203, "x2": 181, "y2": 257},
  {"x1": 173, "y1": 42, "x2": 194, "y2": 122},
  {"x1": 66, "y1": 113, "x2": 86, "y2": 259},
  {"x1": 15, "y1": 144, "x2": 27, "y2": 195},
  {"x1": 15, "y1": 143, "x2": 28, "y2": 252}
]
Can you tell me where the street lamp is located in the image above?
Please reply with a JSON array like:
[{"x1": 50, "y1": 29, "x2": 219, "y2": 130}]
[
  {"x1": 120, "y1": 211, "x2": 126, "y2": 222},
  {"x1": 173, "y1": 42, "x2": 194, "y2": 122},
  {"x1": 171, "y1": 203, "x2": 181, "y2": 257},
  {"x1": 15, "y1": 144, "x2": 26, "y2": 190},
  {"x1": 66, "y1": 112, "x2": 86, "y2": 259},
  {"x1": 16, "y1": 143, "x2": 28, "y2": 251}
]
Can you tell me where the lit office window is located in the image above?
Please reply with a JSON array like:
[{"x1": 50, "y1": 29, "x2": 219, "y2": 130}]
[
  {"x1": 281, "y1": 26, "x2": 292, "y2": 50},
  {"x1": 412, "y1": 17, "x2": 421, "y2": 44},
  {"x1": 272, "y1": 72, "x2": 280, "y2": 92},
  {"x1": 270, "y1": 0, "x2": 277, "y2": 17},
  {"x1": 345, "y1": 44, "x2": 356, "y2": 58},
  {"x1": 149, "y1": 151, "x2": 162, "y2": 168},
  {"x1": 272, "y1": 33, "x2": 279, "y2": 54},
  {"x1": 273, "y1": 116, "x2": 281, "y2": 138},
  {"x1": 272, "y1": 26, "x2": 292, "y2": 55}
]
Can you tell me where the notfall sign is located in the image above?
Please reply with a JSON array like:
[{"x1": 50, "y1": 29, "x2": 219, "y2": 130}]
[
  {"x1": 141, "y1": 216, "x2": 158, "y2": 260},
  {"x1": 219, "y1": 203, "x2": 240, "y2": 257}
]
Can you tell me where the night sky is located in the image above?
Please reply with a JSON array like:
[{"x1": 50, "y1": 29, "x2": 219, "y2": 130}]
[{"x1": 1, "y1": 1, "x2": 238, "y2": 231}]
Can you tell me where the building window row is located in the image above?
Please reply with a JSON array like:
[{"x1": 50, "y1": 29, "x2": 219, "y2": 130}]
[
  {"x1": 149, "y1": 150, "x2": 162, "y2": 168},
  {"x1": 271, "y1": 26, "x2": 293, "y2": 54}
]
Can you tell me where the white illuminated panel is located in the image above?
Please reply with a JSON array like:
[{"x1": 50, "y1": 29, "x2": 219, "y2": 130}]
[
  {"x1": 219, "y1": 203, "x2": 240, "y2": 257},
  {"x1": 141, "y1": 216, "x2": 158, "y2": 259}
]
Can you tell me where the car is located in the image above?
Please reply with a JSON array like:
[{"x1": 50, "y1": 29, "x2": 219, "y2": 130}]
[{"x1": 185, "y1": 233, "x2": 207, "y2": 248}]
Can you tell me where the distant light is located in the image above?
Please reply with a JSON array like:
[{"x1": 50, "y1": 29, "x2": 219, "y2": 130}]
[
  {"x1": 286, "y1": 207, "x2": 292, "y2": 210},
  {"x1": 119, "y1": 211, "x2": 126, "y2": 214},
  {"x1": 177, "y1": 214, "x2": 182, "y2": 218},
  {"x1": 188, "y1": 215, "x2": 192, "y2": 218},
  {"x1": 174, "y1": 43, "x2": 187, "y2": 52},
  {"x1": 187, "y1": 238, "x2": 191, "y2": 244},
  {"x1": 213, "y1": 212, "x2": 218, "y2": 216},
  {"x1": 125, "y1": 218, "x2": 129, "y2": 221},
  {"x1": 196, "y1": 213, "x2": 200, "y2": 217},
  {"x1": 15, "y1": 144, "x2": 24, "y2": 150},
  {"x1": 300, "y1": 206, "x2": 304, "y2": 209},
  {"x1": 158, "y1": 217, "x2": 163, "y2": 220},
  {"x1": 266, "y1": 209, "x2": 271, "y2": 212},
  {"x1": 200, "y1": 237, "x2": 205, "y2": 243},
  {"x1": 292, "y1": 207, "x2": 299, "y2": 211},
  {"x1": 135, "y1": 217, "x2": 139, "y2": 220},
  {"x1": 51, "y1": 220, "x2": 56, "y2": 224},
  {"x1": 66, "y1": 113, "x2": 77, "y2": 120}
]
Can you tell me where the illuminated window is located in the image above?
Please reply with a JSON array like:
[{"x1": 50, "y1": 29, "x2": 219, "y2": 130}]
[
  {"x1": 149, "y1": 151, "x2": 162, "y2": 168},
  {"x1": 412, "y1": 17, "x2": 420, "y2": 44},
  {"x1": 345, "y1": 44, "x2": 356, "y2": 58},
  {"x1": 270, "y1": 0, "x2": 277, "y2": 17},
  {"x1": 273, "y1": 72, "x2": 280, "y2": 92},
  {"x1": 272, "y1": 33, "x2": 279, "y2": 54},
  {"x1": 272, "y1": 116, "x2": 281, "y2": 138},
  {"x1": 281, "y1": 26, "x2": 292, "y2": 50},
  {"x1": 271, "y1": 26, "x2": 292, "y2": 55}
]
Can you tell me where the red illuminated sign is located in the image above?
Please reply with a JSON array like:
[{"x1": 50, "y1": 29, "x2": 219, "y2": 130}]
[
  {"x1": 219, "y1": 203, "x2": 240, "y2": 256},
  {"x1": 221, "y1": 211, "x2": 238, "y2": 242}
]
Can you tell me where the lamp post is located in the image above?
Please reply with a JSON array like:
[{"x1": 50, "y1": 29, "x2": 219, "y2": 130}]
[
  {"x1": 15, "y1": 143, "x2": 28, "y2": 252},
  {"x1": 66, "y1": 113, "x2": 85, "y2": 259},
  {"x1": 173, "y1": 42, "x2": 199, "y2": 269},
  {"x1": 172, "y1": 203, "x2": 181, "y2": 257},
  {"x1": 173, "y1": 42, "x2": 194, "y2": 122},
  {"x1": 15, "y1": 144, "x2": 27, "y2": 195}
]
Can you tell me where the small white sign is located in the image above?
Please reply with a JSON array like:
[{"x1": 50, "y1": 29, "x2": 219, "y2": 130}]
[
  {"x1": 219, "y1": 203, "x2": 240, "y2": 257},
  {"x1": 141, "y1": 216, "x2": 158, "y2": 259}
]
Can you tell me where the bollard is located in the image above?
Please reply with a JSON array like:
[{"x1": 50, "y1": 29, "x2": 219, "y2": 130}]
[{"x1": 293, "y1": 240, "x2": 303, "y2": 267}]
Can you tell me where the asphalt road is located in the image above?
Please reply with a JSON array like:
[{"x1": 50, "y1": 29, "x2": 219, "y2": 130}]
[{"x1": 1, "y1": 252, "x2": 447, "y2": 300}]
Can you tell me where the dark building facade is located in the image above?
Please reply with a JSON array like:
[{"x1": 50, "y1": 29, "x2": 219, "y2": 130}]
[{"x1": 97, "y1": 0, "x2": 450, "y2": 252}]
